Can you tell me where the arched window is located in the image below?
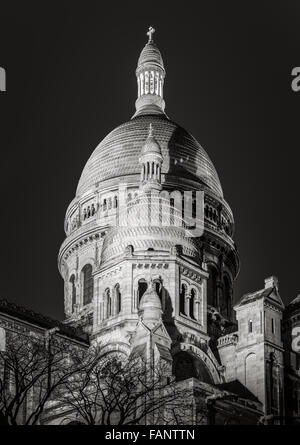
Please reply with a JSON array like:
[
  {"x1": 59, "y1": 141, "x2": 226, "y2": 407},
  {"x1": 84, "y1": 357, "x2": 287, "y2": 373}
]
[
  {"x1": 69, "y1": 275, "x2": 76, "y2": 311},
  {"x1": 113, "y1": 196, "x2": 118, "y2": 208},
  {"x1": 155, "y1": 71, "x2": 159, "y2": 95},
  {"x1": 190, "y1": 288, "x2": 196, "y2": 319},
  {"x1": 140, "y1": 73, "x2": 144, "y2": 95},
  {"x1": 150, "y1": 70, "x2": 155, "y2": 94},
  {"x1": 207, "y1": 265, "x2": 218, "y2": 307},
  {"x1": 180, "y1": 283, "x2": 187, "y2": 315},
  {"x1": 104, "y1": 288, "x2": 111, "y2": 318},
  {"x1": 145, "y1": 71, "x2": 149, "y2": 94},
  {"x1": 82, "y1": 264, "x2": 93, "y2": 305},
  {"x1": 271, "y1": 318, "x2": 275, "y2": 334},
  {"x1": 249, "y1": 319, "x2": 253, "y2": 333},
  {"x1": 138, "y1": 279, "x2": 147, "y2": 303},
  {"x1": 115, "y1": 284, "x2": 121, "y2": 314},
  {"x1": 154, "y1": 280, "x2": 162, "y2": 301},
  {"x1": 222, "y1": 275, "x2": 232, "y2": 318},
  {"x1": 170, "y1": 198, "x2": 175, "y2": 225}
]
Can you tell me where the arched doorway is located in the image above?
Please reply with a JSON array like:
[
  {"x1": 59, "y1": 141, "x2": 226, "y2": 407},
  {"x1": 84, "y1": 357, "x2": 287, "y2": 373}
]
[{"x1": 173, "y1": 351, "x2": 214, "y2": 384}]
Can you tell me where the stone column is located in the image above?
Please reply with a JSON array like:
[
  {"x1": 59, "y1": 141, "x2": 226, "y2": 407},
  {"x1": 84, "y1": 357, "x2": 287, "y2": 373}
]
[{"x1": 185, "y1": 293, "x2": 191, "y2": 318}]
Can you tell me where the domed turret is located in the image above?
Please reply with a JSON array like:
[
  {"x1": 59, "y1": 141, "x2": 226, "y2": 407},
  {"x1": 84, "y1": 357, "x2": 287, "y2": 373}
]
[
  {"x1": 139, "y1": 279, "x2": 162, "y2": 326},
  {"x1": 139, "y1": 123, "x2": 163, "y2": 192},
  {"x1": 137, "y1": 27, "x2": 164, "y2": 68},
  {"x1": 134, "y1": 27, "x2": 166, "y2": 117}
]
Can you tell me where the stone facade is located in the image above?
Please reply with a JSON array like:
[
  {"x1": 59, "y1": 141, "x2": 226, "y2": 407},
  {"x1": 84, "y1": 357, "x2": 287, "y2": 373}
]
[{"x1": 0, "y1": 299, "x2": 88, "y2": 425}]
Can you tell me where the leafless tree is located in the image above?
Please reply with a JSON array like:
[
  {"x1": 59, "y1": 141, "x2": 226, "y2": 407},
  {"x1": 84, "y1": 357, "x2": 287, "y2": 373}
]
[
  {"x1": 0, "y1": 331, "x2": 212, "y2": 426},
  {"x1": 56, "y1": 346, "x2": 194, "y2": 425},
  {"x1": 0, "y1": 330, "x2": 86, "y2": 425}
]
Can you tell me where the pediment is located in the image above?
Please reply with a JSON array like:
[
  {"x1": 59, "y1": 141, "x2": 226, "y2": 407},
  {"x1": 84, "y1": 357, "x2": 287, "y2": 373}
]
[
  {"x1": 152, "y1": 321, "x2": 172, "y2": 342},
  {"x1": 266, "y1": 287, "x2": 284, "y2": 308}
]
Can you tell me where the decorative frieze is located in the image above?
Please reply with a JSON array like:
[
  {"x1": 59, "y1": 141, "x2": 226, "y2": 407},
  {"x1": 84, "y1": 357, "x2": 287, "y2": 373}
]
[
  {"x1": 132, "y1": 263, "x2": 169, "y2": 270},
  {"x1": 98, "y1": 266, "x2": 123, "y2": 280},
  {"x1": 180, "y1": 266, "x2": 202, "y2": 283},
  {"x1": 62, "y1": 232, "x2": 102, "y2": 260}
]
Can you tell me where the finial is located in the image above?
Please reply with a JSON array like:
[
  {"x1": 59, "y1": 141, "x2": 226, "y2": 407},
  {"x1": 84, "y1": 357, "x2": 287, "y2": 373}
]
[
  {"x1": 147, "y1": 26, "x2": 155, "y2": 43},
  {"x1": 148, "y1": 277, "x2": 155, "y2": 291},
  {"x1": 145, "y1": 277, "x2": 161, "y2": 293},
  {"x1": 148, "y1": 123, "x2": 154, "y2": 137}
]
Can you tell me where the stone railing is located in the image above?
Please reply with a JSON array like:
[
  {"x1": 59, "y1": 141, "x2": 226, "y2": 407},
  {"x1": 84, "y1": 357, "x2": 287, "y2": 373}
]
[{"x1": 217, "y1": 332, "x2": 238, "y2": 348}]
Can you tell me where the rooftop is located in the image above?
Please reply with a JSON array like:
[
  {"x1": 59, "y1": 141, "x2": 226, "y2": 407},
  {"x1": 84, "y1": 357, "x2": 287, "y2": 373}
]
[{"x1": 0, "y1": 298, "x2": 89, "y2": 344}]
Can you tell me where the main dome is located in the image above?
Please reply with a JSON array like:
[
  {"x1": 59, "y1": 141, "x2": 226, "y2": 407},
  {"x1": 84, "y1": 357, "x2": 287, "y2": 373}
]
[{"x1": 76, "y1": 114, "x2": 223, "y2": 198}]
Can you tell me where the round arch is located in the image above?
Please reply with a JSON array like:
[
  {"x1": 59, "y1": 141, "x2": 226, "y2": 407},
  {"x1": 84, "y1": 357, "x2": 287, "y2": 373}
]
[
  {"x1": 173, "y1": 350, "x2": 214, "y2": 384},
  {"x1": 173, "y1": 343, "x2": 222, "y2": 384},
  {"x1": 206, "y1": 263, "x2": 219, "y2": 308},
  {"x1": 221, "y1": 273, "x2": 232, "y2": 318}
]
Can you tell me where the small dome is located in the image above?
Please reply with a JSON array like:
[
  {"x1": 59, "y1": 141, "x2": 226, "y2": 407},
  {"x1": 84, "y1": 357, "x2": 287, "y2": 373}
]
[
  {"x1": 141, "y1": 136, "x2": 162, "y2": 155},
  {"x1": 140, "y1": 124, "x2": 162, "y2": 156},
  {"x1": 137, "y1": 42, "x2": 164, "y2": 71},
  {"x1": 139, "y1": 282, "x2": 162, "y2": 324},
  {"x1": 140, "y1": 287, "x2": 162, "y2": 312}
]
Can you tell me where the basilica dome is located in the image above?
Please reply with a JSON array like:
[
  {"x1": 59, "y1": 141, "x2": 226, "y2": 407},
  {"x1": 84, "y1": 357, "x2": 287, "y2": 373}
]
[
  {"x1": 76, "y1": 114, "x2": 223, "y2": 198},
  {"x1": 76, "y1": 26, "x2": 223, "y2": 199},
  {"x1": 59, "y1": 26, "x2": 239, "y2": 334}
]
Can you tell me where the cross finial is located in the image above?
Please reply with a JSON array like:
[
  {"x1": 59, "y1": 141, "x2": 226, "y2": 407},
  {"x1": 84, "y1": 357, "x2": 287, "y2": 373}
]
[{"x1": 147, "y1": 26, "x2": 155, "y2": 43}]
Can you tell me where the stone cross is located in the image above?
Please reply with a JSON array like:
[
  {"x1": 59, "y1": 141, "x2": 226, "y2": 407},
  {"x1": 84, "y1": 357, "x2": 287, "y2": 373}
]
[{"x1": 147, "y1": 26, "x2": 155, "y2": 43}]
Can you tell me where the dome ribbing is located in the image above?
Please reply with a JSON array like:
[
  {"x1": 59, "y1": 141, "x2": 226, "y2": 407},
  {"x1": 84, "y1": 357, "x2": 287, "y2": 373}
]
[{"x1": 76, "y1": 114, "x2": 223, "y2": 198}]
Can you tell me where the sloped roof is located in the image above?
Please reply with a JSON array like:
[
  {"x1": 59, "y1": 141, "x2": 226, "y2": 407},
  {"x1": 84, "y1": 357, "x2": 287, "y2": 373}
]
[
  {"x1": 155, "y1": 343, "x2": 172, "y2": 362},
  {"x1": 130, "y1": 343, "x2": 147, "y2": 359},
  {"x1": 236, "y1": 286, "x2": 284, "y2": 309},
  {"x1": 237, "y1": 287, "x2": 273, "y2": 307},
  {"x1": 0, "y1": 298, "x2": 89, "y2": 344},
  {"x1": 216, "y1": 380, "x2": 260, "y2": 403}
]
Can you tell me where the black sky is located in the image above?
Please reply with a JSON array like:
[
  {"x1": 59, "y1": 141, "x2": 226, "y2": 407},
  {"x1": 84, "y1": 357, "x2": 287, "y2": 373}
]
[{"x1": 0, "y1": 0, "x2": 299, "y2": 320}]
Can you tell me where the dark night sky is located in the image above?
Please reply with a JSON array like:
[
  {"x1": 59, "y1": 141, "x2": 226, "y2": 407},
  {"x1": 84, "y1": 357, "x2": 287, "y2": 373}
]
[{"x1": 0, "y1": 1, "x2": 299, "y2": 320}]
